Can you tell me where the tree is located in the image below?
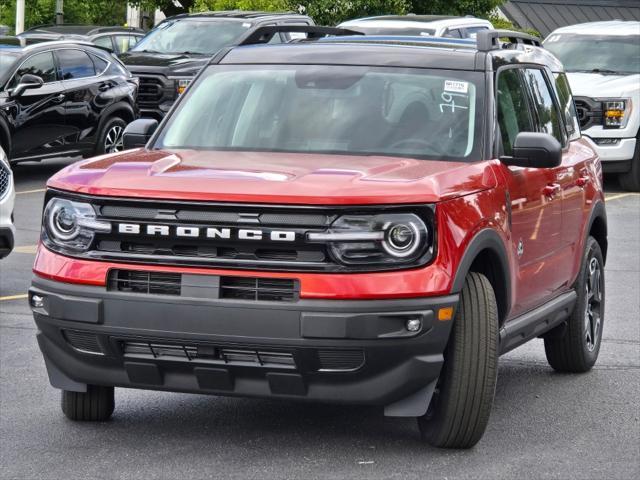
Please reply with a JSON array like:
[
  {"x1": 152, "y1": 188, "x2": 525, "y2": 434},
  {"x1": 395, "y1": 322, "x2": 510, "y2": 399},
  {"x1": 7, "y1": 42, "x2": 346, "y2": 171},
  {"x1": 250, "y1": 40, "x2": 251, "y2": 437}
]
[{"x1": 408, "y1": 1, "x2": 505, "y2": 17}]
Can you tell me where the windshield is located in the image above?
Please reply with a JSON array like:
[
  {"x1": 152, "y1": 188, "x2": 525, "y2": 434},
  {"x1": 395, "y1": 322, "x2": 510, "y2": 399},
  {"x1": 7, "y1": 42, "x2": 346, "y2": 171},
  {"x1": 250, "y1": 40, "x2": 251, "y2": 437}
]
[
  {"x1": 131, "y1": 19, "x2": 251, "y2": 55},
  {"x1": 544, "y1": 34, "x2": 640, "y2": 74},
  {"x1": 155, "y1": 65, "x2": 483, "y2": 161}
]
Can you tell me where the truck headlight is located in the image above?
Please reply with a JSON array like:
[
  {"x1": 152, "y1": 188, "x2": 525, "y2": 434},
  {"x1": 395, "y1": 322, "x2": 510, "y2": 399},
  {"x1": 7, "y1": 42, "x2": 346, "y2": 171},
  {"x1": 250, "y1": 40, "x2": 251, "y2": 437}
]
[
  {"x1": 173, "y1": 77, "x2": 192, "y2": 96},
  {"x1": 43, "y1": 198, "x2": 111, "y2": 252},
  {"x1": 602, "y1": 99, "x2": 631, "y2": 128},
  {"x1": 308, "y1": 212, "x2": 433, "y2": 267}
]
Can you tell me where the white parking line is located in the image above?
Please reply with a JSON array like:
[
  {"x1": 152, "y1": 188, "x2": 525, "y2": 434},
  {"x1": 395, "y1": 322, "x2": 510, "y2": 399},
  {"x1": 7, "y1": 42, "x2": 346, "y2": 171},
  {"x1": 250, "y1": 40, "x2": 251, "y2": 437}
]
[
  {"x1": 15, "y1": 188, "x2": 46, "y2": 195},
  {"x1": 605, "y1": 193, "x2": 640, "y2": 202}
]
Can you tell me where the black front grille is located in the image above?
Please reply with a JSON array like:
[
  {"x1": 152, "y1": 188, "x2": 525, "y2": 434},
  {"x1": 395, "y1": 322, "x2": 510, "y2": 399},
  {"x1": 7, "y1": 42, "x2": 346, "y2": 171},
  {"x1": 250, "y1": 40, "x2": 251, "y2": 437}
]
[
  {"x1": 63, "y1": 330, "x2": 102, "y2": 354},
  {"x1": 574, "y1": 97, "x2": 602, "y2": 130},
  {"x1": 107, "y1": 269, "x2": 299, "y2": 302},
  {"x1": 317, "y1": 350, "x2": 365, "y2": 371},
  {"x1": 0, "y1": 163, "x2": 10, "y2": 198},
  {"x1": 108, "y1": 270, "x2": 182, "y2": 295},
  {"x1": 220, "y1": 277, "x2": 298, "y2": 302},
  {"x1": 136, "y1": 75, "x2": 167, "y2": 107},
  {"x1": 122, "y1": 340, "x2": 297, "y2": 369}
]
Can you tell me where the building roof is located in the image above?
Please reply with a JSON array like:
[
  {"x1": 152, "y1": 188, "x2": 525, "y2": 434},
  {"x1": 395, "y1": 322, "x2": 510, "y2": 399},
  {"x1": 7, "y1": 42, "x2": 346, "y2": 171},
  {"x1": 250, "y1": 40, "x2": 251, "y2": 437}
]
[{"x1": 500, "y1": 0, "x2": 640, "y2": 37}]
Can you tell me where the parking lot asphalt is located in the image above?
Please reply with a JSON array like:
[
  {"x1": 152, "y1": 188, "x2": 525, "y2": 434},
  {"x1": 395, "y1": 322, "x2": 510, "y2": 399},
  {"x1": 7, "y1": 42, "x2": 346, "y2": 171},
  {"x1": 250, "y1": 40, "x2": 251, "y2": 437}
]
[{"x1": 1, "y1": 159, "x2": 639, "y2": 480}]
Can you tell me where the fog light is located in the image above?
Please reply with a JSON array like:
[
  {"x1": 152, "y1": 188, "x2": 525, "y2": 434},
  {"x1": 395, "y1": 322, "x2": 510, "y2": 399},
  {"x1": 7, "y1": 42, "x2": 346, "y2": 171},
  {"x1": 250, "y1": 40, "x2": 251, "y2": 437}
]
[
  {"x1": 406, "y1": 318, "x2": 422, "y2": 332},
  {"x1": 31, "y1": 294, "x2": 44, "y2": 308}
]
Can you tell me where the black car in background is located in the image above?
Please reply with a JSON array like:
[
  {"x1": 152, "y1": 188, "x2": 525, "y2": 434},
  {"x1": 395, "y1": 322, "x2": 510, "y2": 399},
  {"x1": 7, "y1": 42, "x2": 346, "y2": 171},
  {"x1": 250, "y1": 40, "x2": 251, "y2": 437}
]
[
  {"x1": 0, "y1": 41, "x2": 138, "y2": 163},
  {"x1": 18, "y1": 25, "x2": 145, "y2": 55},
  {"x1": 120, "y1": 11, "x2": 314, "y2": 119}
]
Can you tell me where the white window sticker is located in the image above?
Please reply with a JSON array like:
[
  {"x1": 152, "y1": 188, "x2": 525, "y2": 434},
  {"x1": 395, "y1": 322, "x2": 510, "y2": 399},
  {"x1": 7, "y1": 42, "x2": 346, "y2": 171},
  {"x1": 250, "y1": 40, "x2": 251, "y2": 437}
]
[{"x1": 444, "y1": 80, "x2": 469, "y2": 94}]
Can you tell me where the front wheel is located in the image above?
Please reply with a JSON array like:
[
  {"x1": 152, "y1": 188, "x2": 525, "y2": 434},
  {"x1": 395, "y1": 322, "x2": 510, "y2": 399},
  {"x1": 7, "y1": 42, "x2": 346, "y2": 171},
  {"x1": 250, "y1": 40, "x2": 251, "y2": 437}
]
[
  {"x1": 544, "y1": 236, "x2": 605, "y2": 372},
  {"x1": 619, "y1": 137, "x2": 640, "y2": 191},
  {"x1": 94, "y1": 117, "x2": 126, "y2": 156},
  {"x1": 418, "y1": 272, "x2": 499, "y2": 449},
  {"x1": 61, "y1": 385, "x2": 114, "y2": 421}
]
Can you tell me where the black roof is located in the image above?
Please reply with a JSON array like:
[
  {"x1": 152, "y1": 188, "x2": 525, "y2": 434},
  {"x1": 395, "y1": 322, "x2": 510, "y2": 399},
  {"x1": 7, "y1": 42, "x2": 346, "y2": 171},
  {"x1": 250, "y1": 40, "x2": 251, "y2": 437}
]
[
  {"x1": 219, "y1": 31, "x2": 564, "y2": 73},
  {"x1": 500, "y1": 0, "x2": 640, "y2": 37},
  {"x1": 22, "y1": 24, "x2": 144, "y2": 36},
  {"x1": 168, "y1": 10, "x2": 308, "y2": 21}
]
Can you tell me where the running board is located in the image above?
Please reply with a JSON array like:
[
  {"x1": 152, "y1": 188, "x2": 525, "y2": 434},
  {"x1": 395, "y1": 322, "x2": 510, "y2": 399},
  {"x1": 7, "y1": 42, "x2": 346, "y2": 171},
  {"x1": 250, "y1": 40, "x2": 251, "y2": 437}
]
[{"x1": 499, "y1": 290, "x2": 577, "y2": 355}]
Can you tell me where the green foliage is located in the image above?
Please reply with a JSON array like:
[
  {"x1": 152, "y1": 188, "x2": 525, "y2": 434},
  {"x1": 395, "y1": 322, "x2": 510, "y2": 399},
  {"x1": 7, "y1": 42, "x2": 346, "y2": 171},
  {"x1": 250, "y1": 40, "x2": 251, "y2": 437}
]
[
  {"x1": 408, "y1": 0, "x2": 504, "y2": 17},
  {"x1": 0, "y1": 0, "x2": 127, "y2": 32},
  {"x1": 192, "y1": 0, "x2": 291, "y2": 13},
  {"x1": 487, "y1": 13, "x2": 541, "y2": 38},
  {"x1": 292, "y1": 1, "x2": 410, "y2": 26}
]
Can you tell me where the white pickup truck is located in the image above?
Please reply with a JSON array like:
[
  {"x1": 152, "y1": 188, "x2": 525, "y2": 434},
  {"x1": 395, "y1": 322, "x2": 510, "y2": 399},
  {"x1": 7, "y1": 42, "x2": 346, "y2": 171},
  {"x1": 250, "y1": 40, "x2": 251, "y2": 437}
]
[{"x1": 545, "y1": 21, "x2": 640, "y2": 191}]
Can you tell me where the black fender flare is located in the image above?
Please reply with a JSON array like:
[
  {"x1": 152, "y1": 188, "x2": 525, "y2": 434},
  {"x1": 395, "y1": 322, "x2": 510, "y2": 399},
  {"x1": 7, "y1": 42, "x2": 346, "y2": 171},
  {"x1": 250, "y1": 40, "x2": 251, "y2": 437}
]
[
  {"x1": 96, "y1": 101, "x2": 136, "y2": 134},
  {"x1": 451, "y1": 228, "x2": 512, "y2": 320},
  {"x1": 0, "y1": 117, "x2": 11, "y2": 156},
  {"x1": 584, "y1": 199, "x2": 608, "y2": 263}
]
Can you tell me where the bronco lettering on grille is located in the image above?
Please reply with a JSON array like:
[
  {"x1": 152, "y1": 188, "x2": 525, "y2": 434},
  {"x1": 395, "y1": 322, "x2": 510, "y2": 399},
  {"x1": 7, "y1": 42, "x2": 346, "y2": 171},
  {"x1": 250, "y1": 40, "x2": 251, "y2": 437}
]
[{"x1": 117, "y1": 223, "x2": 297, "y2": 242}]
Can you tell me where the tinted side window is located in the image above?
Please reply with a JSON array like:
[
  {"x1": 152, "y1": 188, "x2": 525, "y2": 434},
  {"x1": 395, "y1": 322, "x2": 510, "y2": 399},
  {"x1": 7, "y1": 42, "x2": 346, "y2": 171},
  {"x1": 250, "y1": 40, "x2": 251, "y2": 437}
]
[
  {"x1": 57, "y1": 49, "x2": 96, "y2": 80},
  {"x1": 522, "y1": 68, "x2": 564, "y2": 145},
  {"x1": 11, "y1": 51, "x2": 56, "y2": 87},
  {"x1": 465, "y1": 26, "x2": 489, "y2": 39},
  {"x1": 497, "y1": 69, "x2": 534, "y2": 156},
  {"x1": 114, "y1": 35, "x2": 137, "y2": 53},
  {"x1": 554, "y1": 72, "x2": 580, "y2": 141},
  {"x1": 444, "y1": 28, "x2": 463, "y2": 38},
  {"x1": 90, "y1": 54, "x2": 109, "y2": 75}
]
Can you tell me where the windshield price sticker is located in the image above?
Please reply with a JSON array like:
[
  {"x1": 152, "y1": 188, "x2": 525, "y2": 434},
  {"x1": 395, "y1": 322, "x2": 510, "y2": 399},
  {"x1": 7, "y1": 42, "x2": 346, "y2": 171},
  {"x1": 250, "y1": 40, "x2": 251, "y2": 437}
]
[{"x1": 444, "y1": 80, "x2": 469, "y2": 94}]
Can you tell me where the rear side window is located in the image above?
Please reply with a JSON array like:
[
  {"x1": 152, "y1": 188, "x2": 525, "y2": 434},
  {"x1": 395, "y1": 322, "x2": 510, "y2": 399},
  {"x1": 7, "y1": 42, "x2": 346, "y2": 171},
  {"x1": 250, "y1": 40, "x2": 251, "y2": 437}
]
[
  {"x1": 522, "y1": 68, "x2": 565, "y2": 145},
  {"x1": 465, "y1": 26, "x2": 489, "y2": 39},
  {"x1": 90, "y1": 54, "x2": 109, "y2": 75},
  {"x1": 114, "y1": 35, "x2": 138, "y2": 53},
  {"x1": 553, "y1": 73, "x2": 580, "y2": 141},
  {"x1": 496, "y1": 69, "x2": 534, "y2": 156},
  {"x1": 57, "y1": 49, "x2": 95, "y2": 80},
  {"x1": 93, "y1": 36, "x2": 113, "y2": 50},
  {"x1": 444, "y1": 28, "x2": 463, "y2": 38},
  {"x1": 11, "y1": 51, "x2": 56, "y2": 87}
]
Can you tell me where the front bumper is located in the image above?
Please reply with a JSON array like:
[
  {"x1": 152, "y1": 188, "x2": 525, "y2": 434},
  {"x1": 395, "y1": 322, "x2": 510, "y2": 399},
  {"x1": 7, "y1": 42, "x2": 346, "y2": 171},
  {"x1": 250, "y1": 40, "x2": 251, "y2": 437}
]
[
  {"x1": 583, "y1": 135, "x2": 636, "y2": 165},
  {"x1": 30, "y1": 276, "x2": 457, "y2": 414}
]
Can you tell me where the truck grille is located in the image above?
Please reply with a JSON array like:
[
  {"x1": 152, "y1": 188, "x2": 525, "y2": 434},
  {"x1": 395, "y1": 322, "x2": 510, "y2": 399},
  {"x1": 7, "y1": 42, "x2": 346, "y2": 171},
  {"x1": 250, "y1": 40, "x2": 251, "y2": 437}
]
[
  {"x1": 574, "y1": 97, "x2": 601, "y2": 130},
  {"x1": 135, "y1": 74, "x2": 169, "y2": 111},
  {"x1": 63, "y1": 330, "x2": 102, "y2": 354},
  {"x1": 107, "y1": 269, "x2": 299, "y2": 302},
  {"x1": 0, "y1": 162, "x2": 10, "y2": 199}
]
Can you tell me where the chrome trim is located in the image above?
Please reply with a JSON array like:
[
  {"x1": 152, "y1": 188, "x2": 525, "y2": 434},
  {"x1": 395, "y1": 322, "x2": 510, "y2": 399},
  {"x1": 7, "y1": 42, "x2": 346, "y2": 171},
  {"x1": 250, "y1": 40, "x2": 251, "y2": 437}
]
[{"x1": 307, "y1": 231, "x2": 384, "y2": 242}]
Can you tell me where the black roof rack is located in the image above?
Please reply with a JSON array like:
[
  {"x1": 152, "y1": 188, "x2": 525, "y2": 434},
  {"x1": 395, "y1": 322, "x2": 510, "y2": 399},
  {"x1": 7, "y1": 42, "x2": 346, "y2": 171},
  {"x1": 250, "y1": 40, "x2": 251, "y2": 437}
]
[
  {"x1": 476, "y1": 29, "x2": 542, "y2": 51},
  {"x1": 237, "y1": 25, "x2": 363, "y2": 46}
]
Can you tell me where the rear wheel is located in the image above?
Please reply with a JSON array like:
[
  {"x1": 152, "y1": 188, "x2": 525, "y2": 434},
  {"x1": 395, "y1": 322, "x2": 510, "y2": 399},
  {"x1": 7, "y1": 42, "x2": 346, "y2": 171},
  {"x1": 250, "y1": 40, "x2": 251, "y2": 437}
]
[
  {"x1": 544, "y1": 236, "x2": 604, "y2": 372},
  {"x1": 94, "y1": 117, "x2": 126, "y2": 156},
  {"x1": 418, "y1": 272, "x2": 499, "y2": 449},
  {"x1": 61, "y1": 385, "x2": 114, "y2": 421}
]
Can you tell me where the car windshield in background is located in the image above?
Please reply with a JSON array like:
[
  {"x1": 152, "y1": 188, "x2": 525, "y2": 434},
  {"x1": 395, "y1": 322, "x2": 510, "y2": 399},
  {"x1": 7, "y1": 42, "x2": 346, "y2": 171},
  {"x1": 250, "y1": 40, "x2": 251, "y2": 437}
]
[
  {"x1": 156, "y1": 65, "x2": 483, "y2": 161},
  {"x1": 131, "y1": 19, "x2": 251, "y2": 55},
  {"x1": 343, "y1": 26, "x2": 436, "y2": 36},
  {"x1": 544, "y1": 34, "x2": 640, "y2": 74},
  {"x1": 0, "y1": 52, "x2": 19, "y2": 77}
]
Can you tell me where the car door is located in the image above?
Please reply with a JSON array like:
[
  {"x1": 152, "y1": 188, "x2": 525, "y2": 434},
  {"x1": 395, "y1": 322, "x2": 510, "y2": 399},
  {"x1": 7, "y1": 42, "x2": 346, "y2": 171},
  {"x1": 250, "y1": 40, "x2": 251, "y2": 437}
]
[
  {"x1": 494, "y1": 67, "x2": 565, "y2": 316},
  {"x1": 5, "y1": 50, "x2": 69, "y2": 159},
  {"x1": 55, "y1": 48, "x2": 104, "y2": 152},
  {"x1": 522, "y1": 67, "x2": 578, "y2": 289}
]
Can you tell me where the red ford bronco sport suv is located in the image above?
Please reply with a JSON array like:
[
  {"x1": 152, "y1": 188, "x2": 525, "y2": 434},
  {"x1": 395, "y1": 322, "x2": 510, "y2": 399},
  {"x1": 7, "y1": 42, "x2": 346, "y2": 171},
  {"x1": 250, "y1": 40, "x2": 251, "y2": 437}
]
[{"x1": 30, "y1": 28, "x2": 607, "y2": 448}]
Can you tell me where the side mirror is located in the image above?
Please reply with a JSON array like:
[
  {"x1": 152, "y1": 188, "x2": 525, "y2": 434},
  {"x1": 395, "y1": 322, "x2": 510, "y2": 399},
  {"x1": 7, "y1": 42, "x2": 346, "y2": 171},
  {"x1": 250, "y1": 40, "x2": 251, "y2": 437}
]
[
  {"x1": 500, "y1": 132, "x2": 562, "y2": 168},
  {"x1": 122, "y1": 119, "x2": 158, "y2": 149},
  {"x1": 12, "y1": 74, "x2": 44, "y2": 97}
]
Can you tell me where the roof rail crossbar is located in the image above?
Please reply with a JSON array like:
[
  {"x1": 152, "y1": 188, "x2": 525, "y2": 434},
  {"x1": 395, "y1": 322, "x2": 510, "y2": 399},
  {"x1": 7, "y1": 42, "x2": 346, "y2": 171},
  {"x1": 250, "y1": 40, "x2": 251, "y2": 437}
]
[
  {"x1": 476, "y1": 29, "x2": 542, "y2": 51},
  {"x1": 237, "y1": 25, "x2": 363, "y2": 46}
]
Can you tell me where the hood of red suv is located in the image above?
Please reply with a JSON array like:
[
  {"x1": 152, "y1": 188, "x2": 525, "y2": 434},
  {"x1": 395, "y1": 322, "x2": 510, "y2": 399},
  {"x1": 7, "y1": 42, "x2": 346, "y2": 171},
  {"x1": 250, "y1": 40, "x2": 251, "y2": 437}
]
[{"x1": 48, "y1": 149, "x2": 497, "y2": 204}]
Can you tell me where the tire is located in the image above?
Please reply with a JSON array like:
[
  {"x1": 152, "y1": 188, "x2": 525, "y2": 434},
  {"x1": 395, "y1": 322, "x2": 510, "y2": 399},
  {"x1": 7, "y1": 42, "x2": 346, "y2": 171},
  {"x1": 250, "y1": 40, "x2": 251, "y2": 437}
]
[
  {"x1": 94, "y1": 117, "x2": 127, "y2": 156},
  {"x1": 619, "y1": 136, "x2": 640, "y2": 191},
  {"x1": 418, "y1": 272, "x2": 499, "y2": 449},
  {"x1": 544, "y1": 237, "x2": 605, "y2": 372},
  {"x1": 61, "y1": 385, "x2": 115, "y2": 421}
]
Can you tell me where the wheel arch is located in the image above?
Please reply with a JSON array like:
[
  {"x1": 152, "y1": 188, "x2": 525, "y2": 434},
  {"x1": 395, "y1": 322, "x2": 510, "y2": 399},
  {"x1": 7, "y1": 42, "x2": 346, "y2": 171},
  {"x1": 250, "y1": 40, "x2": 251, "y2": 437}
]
[
  {"x1": 97, "y1": 101, "x2": 136, "y2": 132},
  {"x1": 451, "y1": 229, "x2": 511, "y2": 326},
  {"x1": 0, "y1": 118, "x2": 11, "y2": 156},
  {"x1": 587, "y1": 200, "x2": 608, "y2": 264}
]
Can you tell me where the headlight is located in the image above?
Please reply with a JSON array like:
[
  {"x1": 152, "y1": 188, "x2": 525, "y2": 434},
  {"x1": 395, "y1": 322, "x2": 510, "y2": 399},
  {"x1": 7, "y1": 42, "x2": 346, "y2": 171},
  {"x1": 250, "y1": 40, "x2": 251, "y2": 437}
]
[
  {"x1": 308, "y1": 212, "x2": 433, "y2": 267},
  {"x1": 0, "y1": 147, "x2": 9, "y2": 168},
  {"x1": 173, "y1": 77, "x2": 192, "y2": 96},
  {"x1": 602, "y1": 98, "x2": 632, "y2": 128},
  {"x1": 43, "y1": 198, "x2": 111, "y2": 252}
]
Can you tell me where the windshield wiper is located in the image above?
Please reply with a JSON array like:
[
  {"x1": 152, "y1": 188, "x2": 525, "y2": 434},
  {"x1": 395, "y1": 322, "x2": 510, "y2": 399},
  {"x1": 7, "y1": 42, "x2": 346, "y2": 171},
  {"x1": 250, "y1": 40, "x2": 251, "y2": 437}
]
[
  {"x1": 135, "y1": 49, "x2": 162, "y2": 54},
  {"x1": 169, "y1": 51, "x2": 207, "y2": 56},
  {"x1": 573, "y1": 68, "x2": 621, "y2": 75}
]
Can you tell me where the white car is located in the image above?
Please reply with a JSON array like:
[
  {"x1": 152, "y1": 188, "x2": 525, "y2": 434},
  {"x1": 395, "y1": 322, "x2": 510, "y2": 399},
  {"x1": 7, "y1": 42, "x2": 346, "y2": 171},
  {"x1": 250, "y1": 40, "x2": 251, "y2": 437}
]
[
  {"x1": 338, "y1": 15, "x2": 493, "y2": 39},
  {"x1": 544, "y1": 21, "x2": 640, "y2": 191},
  {"x1": 0, "y1": 146, "x2": 15, "y2": 258}
]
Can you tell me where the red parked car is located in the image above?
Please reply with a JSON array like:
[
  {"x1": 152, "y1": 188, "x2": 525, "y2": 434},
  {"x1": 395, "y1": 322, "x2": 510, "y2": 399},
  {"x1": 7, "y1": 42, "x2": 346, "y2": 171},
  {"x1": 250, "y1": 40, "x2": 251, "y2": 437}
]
[{"x1": 30, "y1": 28, "x2": 607, "y2": 448}]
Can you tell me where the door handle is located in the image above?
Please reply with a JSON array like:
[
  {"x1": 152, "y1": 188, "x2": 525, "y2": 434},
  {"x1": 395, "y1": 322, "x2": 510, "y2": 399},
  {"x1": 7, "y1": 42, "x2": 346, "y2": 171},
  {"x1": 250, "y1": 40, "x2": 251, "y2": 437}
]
[
  {"x1": 543, "y1": 183, "x2": 561, "y2": 198},
  {"x1": 576, "y1": 176, "x2": 590, "y2": 187},
  {"x1": 98, "y1": 84, "x2": 111, "y2": 92}
]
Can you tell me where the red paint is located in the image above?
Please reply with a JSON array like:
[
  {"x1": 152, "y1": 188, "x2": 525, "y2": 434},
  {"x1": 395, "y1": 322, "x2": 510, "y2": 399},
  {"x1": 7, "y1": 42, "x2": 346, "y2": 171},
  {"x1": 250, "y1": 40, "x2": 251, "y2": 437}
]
[{"x1": 36, "y1": 137, "x2": 602, "y2": 320}]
